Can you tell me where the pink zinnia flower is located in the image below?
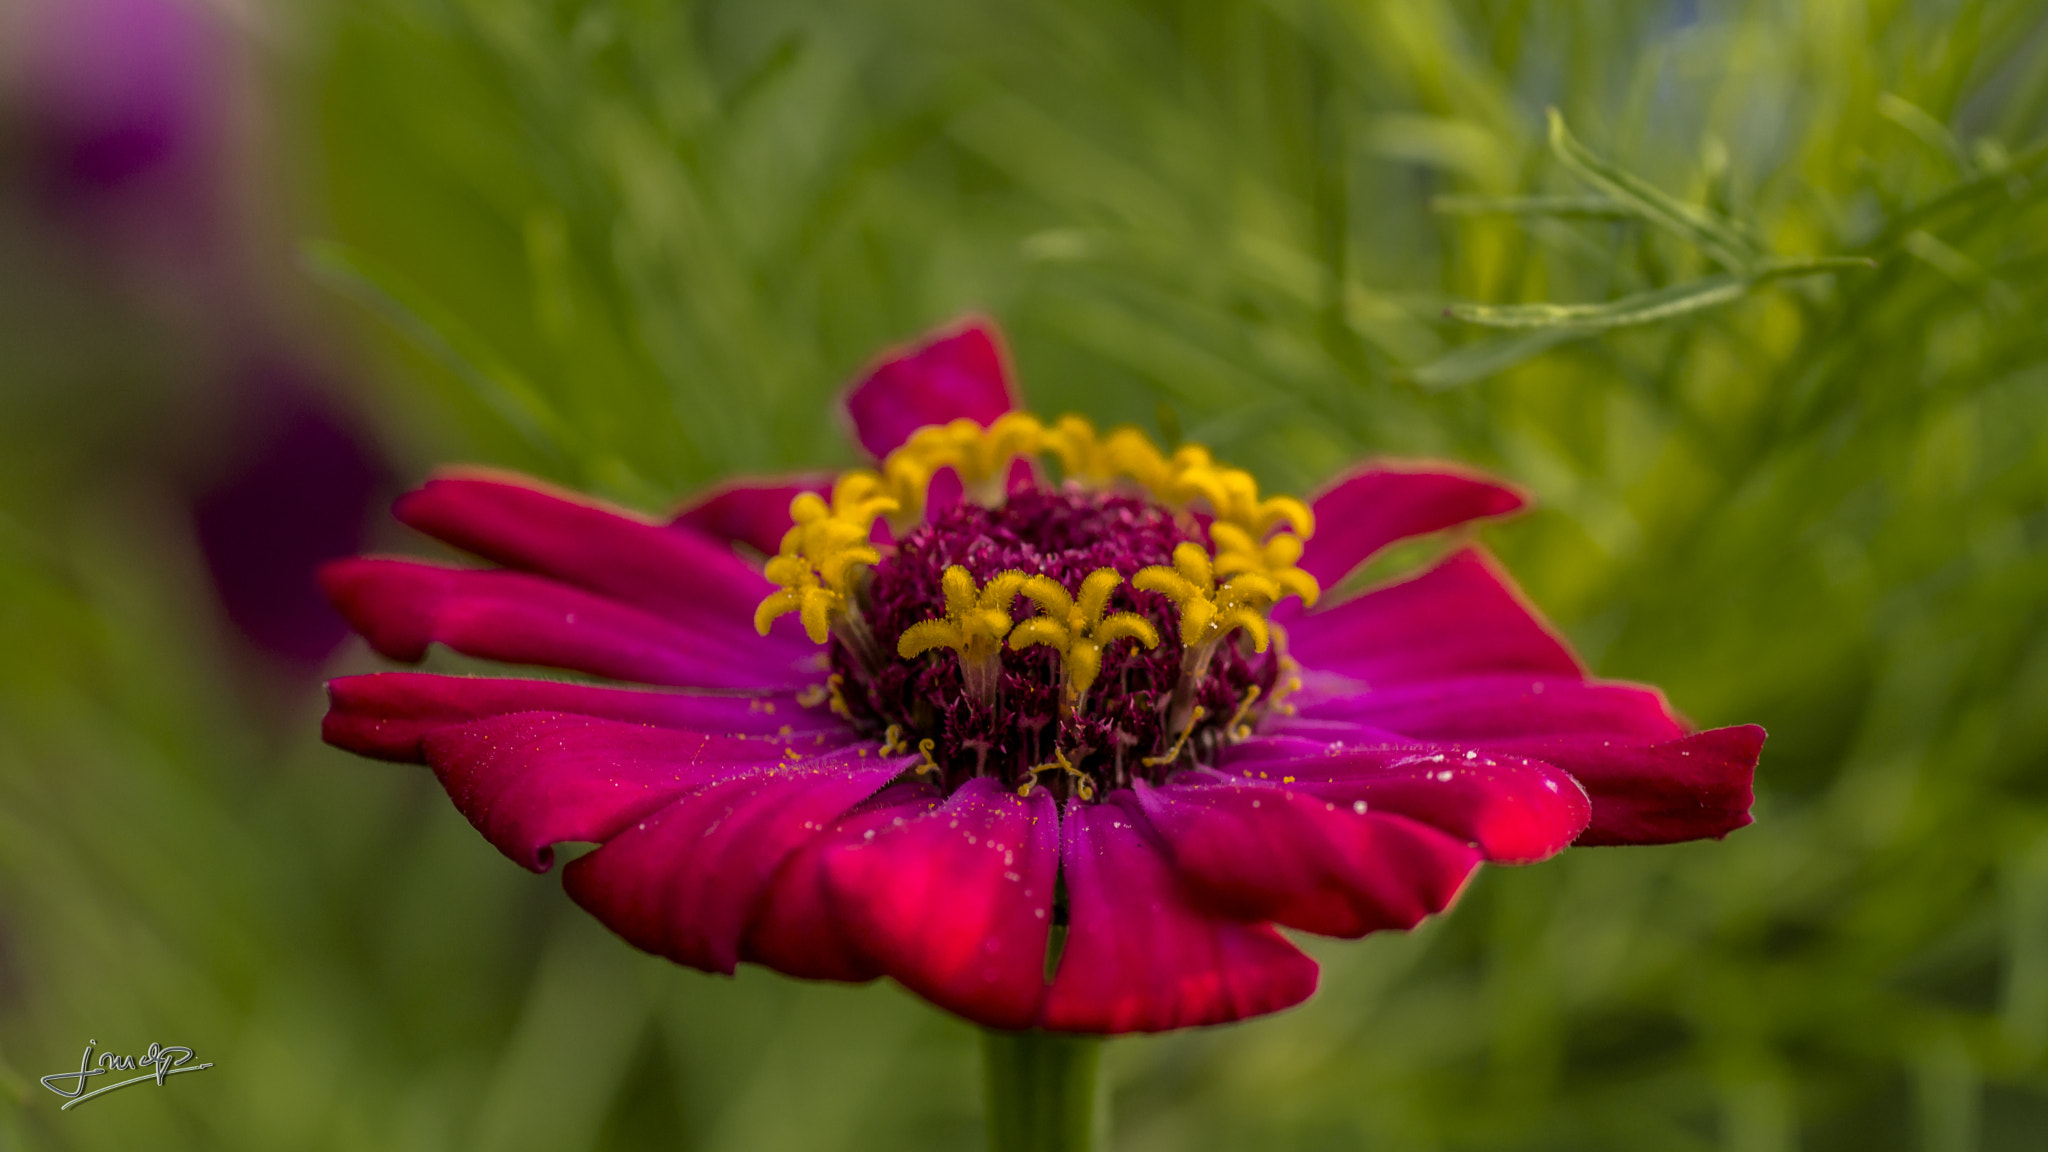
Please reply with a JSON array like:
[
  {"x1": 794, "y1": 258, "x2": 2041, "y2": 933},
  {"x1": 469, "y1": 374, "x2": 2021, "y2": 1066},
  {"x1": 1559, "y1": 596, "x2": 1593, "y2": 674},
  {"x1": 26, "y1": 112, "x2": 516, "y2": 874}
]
[{"x1": 321, "y1": 319, "x2": 1761, "y2": 1034}]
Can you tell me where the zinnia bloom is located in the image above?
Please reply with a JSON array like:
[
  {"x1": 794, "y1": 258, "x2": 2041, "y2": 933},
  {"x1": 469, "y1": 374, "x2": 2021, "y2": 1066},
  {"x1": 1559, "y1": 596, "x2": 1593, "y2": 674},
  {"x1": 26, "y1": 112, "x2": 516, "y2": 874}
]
[{"x1": 322, "y1": 319, "x2": 1761, "y2": 1034}]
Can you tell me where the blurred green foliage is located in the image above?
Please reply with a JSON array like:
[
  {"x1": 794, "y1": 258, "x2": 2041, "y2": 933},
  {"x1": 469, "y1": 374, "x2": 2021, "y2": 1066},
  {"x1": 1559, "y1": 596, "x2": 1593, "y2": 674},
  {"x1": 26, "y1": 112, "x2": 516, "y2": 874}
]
[{"x1": 4, "y1": 0, "x2": 2048, "y2": 1148}]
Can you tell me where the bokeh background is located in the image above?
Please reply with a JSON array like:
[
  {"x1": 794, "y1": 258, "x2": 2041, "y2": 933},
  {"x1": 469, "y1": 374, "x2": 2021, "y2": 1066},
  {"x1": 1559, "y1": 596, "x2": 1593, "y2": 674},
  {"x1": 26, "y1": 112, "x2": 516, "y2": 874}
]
[{"x1": 3, "y1": 0, "x2": 2046, "y2": 1148}]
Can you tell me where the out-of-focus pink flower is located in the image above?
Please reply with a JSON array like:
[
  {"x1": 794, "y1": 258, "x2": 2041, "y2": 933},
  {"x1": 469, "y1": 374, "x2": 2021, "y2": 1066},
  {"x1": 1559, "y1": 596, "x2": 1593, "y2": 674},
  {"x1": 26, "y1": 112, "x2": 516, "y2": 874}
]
[
  {"x1": 191, "y1": 359, "x2": 388, "y2": 670},
  {"x1": 319, "y1": 320, "x2": 1761, "y2": 1034},
  {"x1": 15, "y1": 0, "x2": 224, "y2": 250}
]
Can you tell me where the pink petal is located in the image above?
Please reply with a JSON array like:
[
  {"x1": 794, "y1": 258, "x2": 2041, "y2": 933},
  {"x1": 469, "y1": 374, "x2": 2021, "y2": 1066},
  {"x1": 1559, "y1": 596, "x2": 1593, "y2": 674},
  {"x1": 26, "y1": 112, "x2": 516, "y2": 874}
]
[
  {"x1": 562, "y1": 752, "x2": 911, "y2": 975},
  {"x1": 669, "y1": 474, "x2": 834, "y2": 559},
  {"x1": 393, "y1": 469, "x2": 786, "y2": 642},
  {"x1": 1295, "y1": 463, "x2": 1526, "y2": 588},
  {"x1": 841, "y1": 318, "x2": 1017, "y2": 459},
  {"x1": 1286, "y1": 547, "x2": 1582, "y2": 685},
  {"x1": 1284, "y1": 674, "x2": 1688, "y2": 744},
  {"x1": 1134, "y1": 780, "x2": 1481, "y2": 938},
  {"x1": 1209, "y1": 746, "x2": 1591, "y2": 863},
  {"x1": 321, "y1": 557, "x2": 815, "y2": 691},
  {"x1": 743, "y1": 780, "x2": 943, "y2": 982},
  {"x1": 324, "y1": 672, "x2": 850, "y2": 763},
  {"x1": 1040, "y1": 795, "x2": 1319, "y2": 1034},
  {"x1": 1478, "y1": 726, "x2": 1763, "y2": 846},
  {"x1": 420, "y1": 712, "x2": 797, "y2": 871},
  {"x1": 825, "y1": 778, "x2": 1059, "y2": 1030}
]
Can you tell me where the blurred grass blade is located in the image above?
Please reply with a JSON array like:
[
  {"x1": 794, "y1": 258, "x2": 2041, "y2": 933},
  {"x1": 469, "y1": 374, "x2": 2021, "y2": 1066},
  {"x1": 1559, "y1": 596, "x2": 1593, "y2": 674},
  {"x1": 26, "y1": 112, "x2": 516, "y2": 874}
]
[
  {"x1": 1444, "y1": 258, "x2": 1871, "y2": 331},
  {"x1": 1876, "y1": 93, "x2": 1972, "y2": 175},
  {"x1": 1547, "y1": 108, "x2": 1760, "y2": 270},
  {"x1": 301, "y1": 239, "x2": 575, "y2": 459},
  {"x1": 1429, "y1": 194, "x2": 1637, "y2": 219},
  {"x1": 1864, "y1": 135, "x2": 2048, "y2": 251},
  {"x1": 1410, "y1": 329, "x2": 1584, "y2": 389},
  {"x1": 1447, "y1": 275, "x2": 1748, "y2": 330}
]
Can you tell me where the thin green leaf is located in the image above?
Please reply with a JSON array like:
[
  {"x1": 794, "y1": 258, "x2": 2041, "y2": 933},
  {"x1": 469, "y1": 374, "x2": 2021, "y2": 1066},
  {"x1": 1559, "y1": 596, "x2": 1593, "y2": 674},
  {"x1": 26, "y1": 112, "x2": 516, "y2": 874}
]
[
  {"x1": 300, "y1": 239, "x2": 575, "y2": 460},
  {"x1": 1546, "y1": 107, "x2": 1760, "y2": 270},
  {"x1": 1442, "y1": 258, "x2": 1872, "y2": 331},
  {"x1": 1429, "y1": 194, "x2": 1637, "y2": 220},
  {"x1": 1409, "y1": 329, "x2": 1584, "y2": 389}
]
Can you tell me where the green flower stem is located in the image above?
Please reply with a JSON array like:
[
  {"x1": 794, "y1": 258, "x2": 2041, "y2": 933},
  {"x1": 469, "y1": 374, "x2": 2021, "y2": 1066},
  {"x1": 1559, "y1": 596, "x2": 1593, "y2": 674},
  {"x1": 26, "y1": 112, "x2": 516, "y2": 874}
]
[{"x1": 981, "y1": 1029, "x2": 1106, "y2": 1152}]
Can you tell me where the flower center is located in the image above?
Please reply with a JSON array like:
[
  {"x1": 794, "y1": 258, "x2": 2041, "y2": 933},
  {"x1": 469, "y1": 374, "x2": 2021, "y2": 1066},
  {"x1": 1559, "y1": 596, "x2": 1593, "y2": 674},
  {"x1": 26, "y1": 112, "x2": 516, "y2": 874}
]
[{"x1": 755, "y1": 414, "x2": 1321, "y2": 802}]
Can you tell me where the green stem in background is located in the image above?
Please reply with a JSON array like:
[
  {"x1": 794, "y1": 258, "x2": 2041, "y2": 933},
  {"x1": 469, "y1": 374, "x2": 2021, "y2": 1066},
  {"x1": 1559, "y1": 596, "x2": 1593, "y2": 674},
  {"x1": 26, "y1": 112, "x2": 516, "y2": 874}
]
[{"x1": 981, "y1": 1029, "x2": 1105, "y2": 1152}]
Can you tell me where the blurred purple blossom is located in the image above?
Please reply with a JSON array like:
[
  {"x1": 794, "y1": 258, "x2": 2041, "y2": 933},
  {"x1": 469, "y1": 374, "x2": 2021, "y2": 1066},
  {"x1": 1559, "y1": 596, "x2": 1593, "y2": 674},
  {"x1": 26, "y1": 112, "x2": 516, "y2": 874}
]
[
  {"x1": 10, "y1": 0, "x2": 392, "y2": 673},
  {"x1": 17, "y1": 0, "x2": 226, "y2": 253},
  {"x1": 191, "y1": 359, "x2": 390, "y2": 670}
]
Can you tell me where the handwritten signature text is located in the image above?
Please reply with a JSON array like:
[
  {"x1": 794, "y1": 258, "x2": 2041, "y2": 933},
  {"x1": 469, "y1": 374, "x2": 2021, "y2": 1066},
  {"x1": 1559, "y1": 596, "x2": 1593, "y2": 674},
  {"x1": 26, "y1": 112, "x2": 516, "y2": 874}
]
[{"x1": 39, "y1": 1039, "x2": 213, "y2": 1111}]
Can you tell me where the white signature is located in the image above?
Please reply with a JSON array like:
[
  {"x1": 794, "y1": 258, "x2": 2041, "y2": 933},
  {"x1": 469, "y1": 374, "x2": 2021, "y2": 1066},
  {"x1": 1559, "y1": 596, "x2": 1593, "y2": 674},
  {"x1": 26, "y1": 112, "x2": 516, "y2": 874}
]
[{"x1": 39, "y1": 1039, "x2": 213, "y2": 1111}]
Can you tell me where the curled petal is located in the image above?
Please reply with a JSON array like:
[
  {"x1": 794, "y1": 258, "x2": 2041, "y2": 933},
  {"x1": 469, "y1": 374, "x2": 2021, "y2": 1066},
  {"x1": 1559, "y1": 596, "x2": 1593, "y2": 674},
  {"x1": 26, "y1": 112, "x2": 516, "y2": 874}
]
[
  {"x1": 1134, "y1": 779, "x2": 1482, "y2": 937},
  {"x1": 1041, "y1": 795, "x2": 1319, "y2": 1033},
  {"x1": 322, "y1": 558, "x2": 813, "y2": 691},
  {"x1": 324, "y1": 672, "x2": 850, "y2": 762},
  {"x1": 1223, "y1": 747, "x2": 1593, "y2": 864},
  {"x1": 1295, "y1": 464, "x2": 1527, "y2": 588},
  {"x1": 826, "y1": 779, "x2": 1060, "y2": 1030},
  {"x1": 1481, "y1": 726, "x2": 1763, "y2": 846},
  {"x1": 563, "y1": 752, "x2": 911, "y2": 975},
  {"x1": 394, "y1": 470, "x2": 773, "y2": 635},
  {"x1": 1288, "y1": 547, "x2": 1581, "y2": 686},
  {"x1": 1291, "y1": 675, "x2": 1689, "y2": 746},
  {"x1": 419, "y1": 712, "x2": 795, "y2": 871},
  {"x1": 744, "y1": 780, "x2": 944, "y2": 982}
]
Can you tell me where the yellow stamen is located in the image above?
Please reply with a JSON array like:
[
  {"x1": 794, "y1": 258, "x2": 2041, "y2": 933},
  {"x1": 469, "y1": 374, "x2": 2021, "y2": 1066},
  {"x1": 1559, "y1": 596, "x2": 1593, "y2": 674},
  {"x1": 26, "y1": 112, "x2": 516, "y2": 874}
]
[
  {"x1": 755, "y1": 475, "x2": 895, "y2": 645},
  {"x1": 755, "y1": 553, "x2": 844, "y2": 643},
  {"x1": 882, "y1": 413, "x2": 1046, "y2": 512},
  {"x1": 914, "y1": 738, "x2": 943, "y2": 776},
  {"x1": 1022, "y1": 747, "x2": 1092, "y2": 800},
  {"x1": 1132, "y1": 542, "x2": 1280, "y2": 652},
  {"x1": 1142, "y1": 705, "x2": 1207, "y2": 768},
  {"x1": 1225, "y1": 684, "x2": 1263, "y2": 741},
  {"x1": 1209, "y1": 523, "x2": 1320, "y2": 607},
  {"x1": 1271, "y1": 673, "x2": 1304, "y2": 716},
  {"x1": 897, "y1": 566, "x2": 1030, "y2": 703},
  {"x1": 1008, "y1": 569, "x2": 1160, "y2": 703},
  {"x1": 878, "y1": 724, "x2": 908, "y2": 756},
  {"x1": 1164, "y1": 447, "x2": 1314, "y2": 538}
]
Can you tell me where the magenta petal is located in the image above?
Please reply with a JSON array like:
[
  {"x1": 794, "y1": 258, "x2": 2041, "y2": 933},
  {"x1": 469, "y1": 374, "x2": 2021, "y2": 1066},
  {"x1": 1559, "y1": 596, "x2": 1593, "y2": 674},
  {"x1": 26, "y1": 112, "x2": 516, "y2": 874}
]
[
  {"x1": 321, "y1": 557, "x2": 813, "y2": 691},
  {"x1": 841, "y1": 319, "x2": 1017, "y2": 459},
  {"x1": 562, "y1": 753, "x2": 910, "y2": 975},
  {"x1": 420, "y1": 712, "x2": 794, "y2": 871},
  {"x1": 1296, "y1": 464, "x2": 1526, "y2": 587},
  {"x1": 1221, "y1": 747, "x2": 1591, "y2": 863},
  {"x1": 1481, "y1": 726, "x2": 1763, "y2": 846},
  {"x1": 1040, "y1": 794, "x2": 1319, "y2": 1034},
  {"x1": 1286, "y1": 674, "x2": 1689, "y2": 744},
  {"x1": 1288, "y1": 548, "x2": 1581, "y2": 685},
  {"x1": 670, "y1": 475, "x2": 834, "y2": 559},
  {"x1": 825, "y1": 778, "x2": 1059, "y2": 1030},
  {"x1": 744, "y1": 780, "x2": 943, "y2": 982},
  {"x1": 1135, "y1": 780, "x2": 1482, "y2": 938},
  {"x1": 324, "y1": 672, "x2": 849, "y2": 763},
  {"x1": 393, "y1": 470, "x2": 783, "y2": 642}
]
